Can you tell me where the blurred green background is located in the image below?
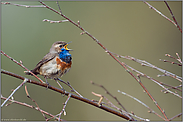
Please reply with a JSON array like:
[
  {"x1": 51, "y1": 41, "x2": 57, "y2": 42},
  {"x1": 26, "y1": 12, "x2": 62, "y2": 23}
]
[{"x1": 1, "y1": 1, "x2": 182, "y2": 121}]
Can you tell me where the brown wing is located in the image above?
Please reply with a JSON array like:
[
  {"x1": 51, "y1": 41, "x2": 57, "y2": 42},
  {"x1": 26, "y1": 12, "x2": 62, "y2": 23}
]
[{"x1": 25, "y1": 53, "x2": 56, "y2": 75}]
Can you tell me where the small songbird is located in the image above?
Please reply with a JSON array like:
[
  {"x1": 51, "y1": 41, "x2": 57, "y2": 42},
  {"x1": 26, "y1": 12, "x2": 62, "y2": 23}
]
[{"x1": 25, "y1": 41, "x2": 72, "y2": 84}]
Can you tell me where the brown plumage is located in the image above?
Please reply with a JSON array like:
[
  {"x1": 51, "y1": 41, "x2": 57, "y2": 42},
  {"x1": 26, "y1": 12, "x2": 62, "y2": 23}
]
[{"x1": 25, "y1": 41, "x2": 72, "y2": 80}]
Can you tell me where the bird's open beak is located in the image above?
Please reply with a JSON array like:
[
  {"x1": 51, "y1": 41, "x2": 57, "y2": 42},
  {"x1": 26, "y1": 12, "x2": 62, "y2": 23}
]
[{"x1": 64, "y1": 42, "x2": 73, "y2": 51}]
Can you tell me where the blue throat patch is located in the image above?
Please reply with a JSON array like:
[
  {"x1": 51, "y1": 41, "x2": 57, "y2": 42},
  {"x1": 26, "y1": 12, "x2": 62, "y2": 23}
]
[{"x1": 59, "y1": 48, "x2": 72, "y2": 63}]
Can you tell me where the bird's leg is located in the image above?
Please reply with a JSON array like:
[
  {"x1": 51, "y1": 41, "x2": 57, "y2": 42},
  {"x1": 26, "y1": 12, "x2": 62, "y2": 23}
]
[{"x1": 44, "y1": 76, "x2": 50, "y2": 90}]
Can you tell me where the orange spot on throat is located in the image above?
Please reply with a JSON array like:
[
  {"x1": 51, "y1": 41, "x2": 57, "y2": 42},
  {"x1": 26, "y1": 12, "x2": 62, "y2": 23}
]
[{"x1": 56, "y1": 57, "x2": 72, "y2": 71}]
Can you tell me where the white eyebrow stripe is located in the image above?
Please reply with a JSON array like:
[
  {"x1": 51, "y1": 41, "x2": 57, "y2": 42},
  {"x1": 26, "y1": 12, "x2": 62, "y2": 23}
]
[{"x1": 54, "y1": 44, "x2": 61, "y2": 48}]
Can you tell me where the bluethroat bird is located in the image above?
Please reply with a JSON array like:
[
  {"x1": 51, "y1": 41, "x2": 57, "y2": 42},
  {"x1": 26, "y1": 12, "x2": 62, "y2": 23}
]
[{"x1": 24, "y1": 41, "x2": 72, "y2": 85}]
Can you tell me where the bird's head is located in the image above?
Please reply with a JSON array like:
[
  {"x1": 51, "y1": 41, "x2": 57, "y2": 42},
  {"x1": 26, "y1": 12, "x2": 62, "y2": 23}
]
[{"x1": 50, "y1": 41, "x2": 72, "y2": 53}]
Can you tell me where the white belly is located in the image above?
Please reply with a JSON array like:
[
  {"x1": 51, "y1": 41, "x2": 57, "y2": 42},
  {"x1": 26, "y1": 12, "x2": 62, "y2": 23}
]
[{"x1": 39, "y1": 57, "x2": 59, "y2": 77}]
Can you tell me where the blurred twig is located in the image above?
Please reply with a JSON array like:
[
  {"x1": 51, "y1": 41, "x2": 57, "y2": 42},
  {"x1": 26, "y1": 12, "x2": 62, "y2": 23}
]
[
  {"x1": 1, "y1": 50, "x2": 44, "y2": 83},
  {"x1": 91, "y1": 81, "x2": 128, "y2": 113},
  {"x1": 56, "y1": 1, "x2": 62, "y2": 14},
  {"x1": 57, "y1": 78, "x2": 83, "y2": 97},
  {"x1": 111, "y1": 52, "x2": 182, "y2": 82},
  {"x1": 91, "y1": 91, "x2": 145, "y2": 121},
  {"x1": 124, "y1": 63, "x2": 182, "y2": 98},
  {"x1": 25, "y1": 85, "x2": 48, "y2": 120},
  {"x1": 118, "y1": 90, "x2": 166, "y2": 121},
  {"x1": 58, "y1": 94, "x2": 71, "y2": 120},
  {"x1": 43, "y1": 19, "x2": 68, "y2": 23},
  {"x1": 169, "y1": 113, "x2": 182, "y2": 121},
  {"x1": 159, "y1": 53, "x2": 182, "y2": 66},
  {"x1": 143, "y1": 1, "x2": 182, "y2": 33},
  {"x1": 1, "y1": 2, "x2": 45, "y2": 8},
  {"x1": 91, "y1": 83, "x2": 150, "y2": 121},
  {"x1": 1, "y1": 95, "x2": 60, "y2": 121},
  {"x1": 1, "y1": 78, "x2": 28, "y2": 107},
  {"x1": 164, "y1": 1, "x2": 182, "y2": 33}
]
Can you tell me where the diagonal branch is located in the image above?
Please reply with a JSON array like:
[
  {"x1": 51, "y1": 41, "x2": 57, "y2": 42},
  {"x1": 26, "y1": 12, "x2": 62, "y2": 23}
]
[
  {"x1": 143, "y1": 1, "x2": 182, "y2": 33},
  {"x1": 1, "y1": 78, "x2": 28, "y2": 107},
  {"x1": 1, "y1": 70, "x2": 134, "y2": 121},
  {"x1": 1, "y1": 2, "x2": 45, "y2": 8},
  {"x1": 164, "y1": 1, "x2": 182, "y2": 33},
  {"x1": 1, "y1": 95, "x2": 60, "y2": 121},
  {"x1": 1, "y1": 50, "x2": 44, "y2": 83}
]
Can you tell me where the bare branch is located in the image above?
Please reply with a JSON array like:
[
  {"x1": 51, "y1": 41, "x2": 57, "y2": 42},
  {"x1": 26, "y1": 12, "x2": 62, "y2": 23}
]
[
  {"x1": 1, "y1": 78, "x2": 28, "y2": 107},
  {"x1": 164, "y1": 1, "x2": 182, "y2": 33},
  {"x1": 164, "y1": 53, "x2": 182, "y2": 65},
  {"x1": 1, "y1": 95, "x2": 59, "y2": 121},
  {"x1": 1, "y1": 70, "x2": 133, "y2": 121},
  {"x1": 111, "y1": 52, "x2": 182, "y2": 82},
  {"x1": 1, "y1": 50, "x2": 44, "y2": 83},
  {"x1": 43, "y1": 19, "x2": 68, "y2": 23},
  {"x1": 118, "y1": 90, "x2": 166, "y2": 121},
  {"x1": 124, "y1": 64, "x2": 182, "y2": 98},
  {"x1": 58, "y1": 94, "x2": 71, "y2": 120},
  {"x1": 176, "y1": 53, "x2": 182, "y2": 64},
  {"x1": 169, "y1": 113, "x2": 182, "y2": 121},
  {"x1": 91, "y1": 83, "x2": 149, "y2": 121},
  {"x1": 159, "y1": 59, "x2": 182, "y2": 66},
  {"x1": 56, "y1": 1, "x2": 62, "y2": 14},
  {"x1": 1, "y1": 2, "x2": 45, "y2": 8},
  {"x1": 143, "y1": 1, "x2": 177, "y2": 29},
  {"x1": 91, "y1": 81, "x2": 129, "y2": 113},
  {"x1": 57, "y1": 78, "x2": 83, "y2": 97},
  {"x1": 25, "y1": 86, "x2": 47, "y2": 120}
]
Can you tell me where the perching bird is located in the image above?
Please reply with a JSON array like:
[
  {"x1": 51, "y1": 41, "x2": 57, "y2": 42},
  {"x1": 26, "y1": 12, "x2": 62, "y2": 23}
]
[{"x1": 24, "y1": 41, "x2": 72, "y2": 85}]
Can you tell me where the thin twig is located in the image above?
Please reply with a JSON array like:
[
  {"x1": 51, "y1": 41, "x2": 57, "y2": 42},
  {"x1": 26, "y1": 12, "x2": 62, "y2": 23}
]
[
  {"x1": 43, "y1": 19, "x2": 68, "y2": 23},
  {"x1": 143, "y1": 1, "x2": 177, "y2": 28},
  {"x1": 165, "y1": 53, "x2": 182, "y2": 65},
  {"x1": 58, "y1": 94, "x2": 71, "y2": 120},
  {"x1": 91, "y1": 81, "x2": 129, "y2": 113},
  {"x1": 1, "y1": 78, "x2": 28, "y2": 107},
  {"x1": 175, "y1": 53, "x2": 182, "y2": 64},
  {"x1": 1, "y1": 2, "x2": 46, "y2": 8},
  {"x1": 57, "y1": 78, "x2": 83, "y2": 98},
  {"x1": 159, "y1": 59, "x2": 182, "y2": 66},
  {"x1": 118, "y1": 90, "x2": 166, "y2": 121},
  {"x1": 46, "y1": 94, "x2": 71, "y2": 121},
  {"x1": 1, "y1": 95, "x2": 60, "y2": 121},
  {"x1": 165, "y1": 54, "x2": 178, "y2": 60},
  {"x1": 164, "y1": 1, "x2": 182, "y2": 33},
  {"x1": 134, "y1": 74, "x2": 169, "y2": 120},
  {"x1": 161, "y1": 84, "x2": 182, "y2": 93},
  {"x1": 92, "y1": 92, "x2": 104, "y2": 106},
  {"x1": 1, "y1": 50, "x2": 44, "y2": 83},
  {"x1": 91, "y1": 92, "x2": 147, "y2": 121},
  {"x1": 56, "y1": 1, "x2": 62, "y2": 14},
  {"x1": 25, "y1": 85, "x2": 47, "y2": 120},
  {"x1": 124, "y1": 63, "x2": 182, "y2": 98},
  {"x1": 169, "y1": 113, "x2": 182, "y2": 121},
  {"x1": 111, "y1": 52, "x2": 182, "y2": 82}
]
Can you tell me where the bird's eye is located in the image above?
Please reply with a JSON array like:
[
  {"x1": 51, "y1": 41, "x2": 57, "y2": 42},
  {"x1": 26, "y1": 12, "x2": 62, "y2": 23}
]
[{"x1": 59, "y1": 44, "x2": 63, "y2": 48}]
